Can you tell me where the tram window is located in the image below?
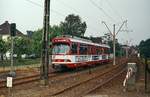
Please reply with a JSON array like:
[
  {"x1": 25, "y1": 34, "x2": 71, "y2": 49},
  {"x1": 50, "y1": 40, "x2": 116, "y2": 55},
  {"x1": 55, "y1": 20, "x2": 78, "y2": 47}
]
[
  {"x1": 79, "y1": 45, "x2": 87, "y2": 55},
  {"x1": 101, "y1": 48, "x2": 104, "y2": 54},
  {"x1": 96, "y1": 49, "x2": 99, "y2": 54},
  {"x1": 99, "y1": 49, "x2": 102, "y2": 54},
  {"x1": 71, "y1": 43, "x2": 78, "y2": 54},
  {"x1": 108, "y1": 49, "x2": 110, "y2": 54},
  {"x1": 96, "y1": 47, "x2": 101, "y2": 54},
  {"x1": 52, "y1": 43, "x2": 70, "y2": 54},
  {"x1": 104, "y1": 48, "x2": 109, "y2": 54},
  {"x1": 105, "y1": 49, "x2": 110, "y2": 54}
]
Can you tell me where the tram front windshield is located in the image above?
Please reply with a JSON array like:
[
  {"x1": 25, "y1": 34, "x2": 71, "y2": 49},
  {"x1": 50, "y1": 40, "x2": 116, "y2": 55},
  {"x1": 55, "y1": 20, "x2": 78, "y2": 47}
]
[{"x1": 52, "y1": 44, "x2": 70, "y2": 54}]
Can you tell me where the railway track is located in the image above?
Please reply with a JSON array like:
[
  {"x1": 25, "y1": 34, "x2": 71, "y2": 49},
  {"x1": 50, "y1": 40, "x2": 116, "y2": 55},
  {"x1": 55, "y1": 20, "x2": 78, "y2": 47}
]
[
  {"x1": 0, "y1": 65, "x2": 104, "y2": 89},
  {"x1": 48, "y1": 62, "x2": 126, "y2": 97},
  {"x1": 0, "y1": 57, "x2": 128, "y2": 97},
  {"x1": 0, "y1": 72, "x2": 57, "y2": 88},
  {"x1": 0, "y1": 58, "x2": 127, "y2": 88},
  {"x1": 0, "y1": 64, "x2": 109, "y2": 89}
]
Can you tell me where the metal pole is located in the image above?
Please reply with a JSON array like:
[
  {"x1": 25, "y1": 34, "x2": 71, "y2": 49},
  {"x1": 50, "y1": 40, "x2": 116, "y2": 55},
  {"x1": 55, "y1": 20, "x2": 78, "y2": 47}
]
[
  {"x1": 126, "y1": 47, "x2": 128, "y2": 58},
  {"x1": 145, "y1": 57, "x2": 148, "y2": 92},
  {"x1": 113, "y1": 24, "x2": 116, "y2": 65},
  {"x1": 40, "y1": 0, "x2": 50, "y2": 85},
  {"x1": 102, "y1": 21, "x2": 127, "y2": 65},
  {"x1": 10, "y1": 37, "x2": 14, "y2": 72}
]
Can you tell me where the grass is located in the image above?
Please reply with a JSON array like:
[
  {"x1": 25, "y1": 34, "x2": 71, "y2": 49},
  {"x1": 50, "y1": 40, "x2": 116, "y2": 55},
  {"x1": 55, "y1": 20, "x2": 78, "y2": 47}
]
[{"x1": 0, "y1": 58, "x2": 40, "y2": 68}]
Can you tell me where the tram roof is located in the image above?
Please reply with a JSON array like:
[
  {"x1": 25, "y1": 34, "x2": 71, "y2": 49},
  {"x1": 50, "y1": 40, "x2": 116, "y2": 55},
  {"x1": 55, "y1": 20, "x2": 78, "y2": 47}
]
[
  {"x1": 69, "y1": 37, "x2": 110, "y2": 48},
  {"x1": 53, "y1": 36, "x2": 110, "y2": 48}
]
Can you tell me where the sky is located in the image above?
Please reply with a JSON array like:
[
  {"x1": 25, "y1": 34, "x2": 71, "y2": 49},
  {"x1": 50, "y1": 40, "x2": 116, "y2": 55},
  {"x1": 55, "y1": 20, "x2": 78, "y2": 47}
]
[{"x1": 0, "y1": 0, "x2": 150, "y2": 45}]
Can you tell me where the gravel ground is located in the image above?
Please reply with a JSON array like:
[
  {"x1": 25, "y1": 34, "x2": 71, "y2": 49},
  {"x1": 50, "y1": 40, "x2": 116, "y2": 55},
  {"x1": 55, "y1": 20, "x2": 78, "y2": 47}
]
[
  {"x1": 0, "y1": 58, "x2": 128, "y2": 97},
  {"x1": 0, "y1": 63, "x2": 114, "y2": 97},
  {"x1": 86, "y1": 58, "x2": 150, "y2": 97},
  {"x1": 86, "y1": 74, "x2": 149, "y2": 97}
]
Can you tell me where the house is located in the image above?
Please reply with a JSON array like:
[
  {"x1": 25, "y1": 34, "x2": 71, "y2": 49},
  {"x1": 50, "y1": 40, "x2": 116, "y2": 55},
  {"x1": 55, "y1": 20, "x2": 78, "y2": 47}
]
[
  {"x1": 26, "y1": 30, "x2": 33, "y2": 38},
  {"x1": 0, "y1": 21, "x2": 25, "y2": 60},
  {"x1": 0, "y1": 21, "x2": 24, "y2": 41}
]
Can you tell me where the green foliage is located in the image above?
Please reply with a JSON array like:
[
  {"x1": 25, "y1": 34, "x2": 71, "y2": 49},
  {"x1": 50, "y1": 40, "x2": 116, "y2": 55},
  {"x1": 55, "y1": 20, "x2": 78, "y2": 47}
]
[
  {"x1": 115, "y1": 42, "x2": 122, "y2": 57},
  {"x1": 31, "y1": 29, "x2": 42, "y2": 57},
  {"x1": 0, "y1": 37, "x2": 6, "y2": 53},
  {"x1": 13, "y1": 36, "x2": 32, "y2": 59},
  {"x1": 102, "y1": 33, "x2": 124, "y2": 57},
  {"x1": 49, "y1": 25, "x2": 62, "y2": 41},
  {"x1": 0, "y1": 36, "x2": 9, "y2": 60},
  {"x1": 60, "y1": 14, "x2": 87, "y2": 37},
  {"x1": 0, "y1": 58, "x2": 40, "y2": 67},
  {"x1": 90, "y1": 36, "x2": 102, "y2": 43},
  {"x1": 108, "y1": 40, "x2": 122, "y2": 57},
  {"x1": 30, "y1": 14, "x2": 87, "y2": 57},
  {"x1": 31, "y1": 25, "x2": 63, "y2": 56},
  {"x1": 139, "y1": 38, "x2": 150, "y2": 58}
]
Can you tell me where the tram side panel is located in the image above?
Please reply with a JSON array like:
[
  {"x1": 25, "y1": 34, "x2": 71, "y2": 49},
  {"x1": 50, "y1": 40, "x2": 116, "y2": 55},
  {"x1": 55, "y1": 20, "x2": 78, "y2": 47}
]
[{"x1": 51, "y1": 37, "x2": 110, "y2": 70}]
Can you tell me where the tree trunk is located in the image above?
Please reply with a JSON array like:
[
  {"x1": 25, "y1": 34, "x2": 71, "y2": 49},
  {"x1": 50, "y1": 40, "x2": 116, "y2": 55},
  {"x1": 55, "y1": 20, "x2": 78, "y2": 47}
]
[
  {"x1": 4, "y1": 54, "x2": 7, "y2": 60},
  {"x1": 1, "y1": 54, "x2": 3, "y2": 61}
]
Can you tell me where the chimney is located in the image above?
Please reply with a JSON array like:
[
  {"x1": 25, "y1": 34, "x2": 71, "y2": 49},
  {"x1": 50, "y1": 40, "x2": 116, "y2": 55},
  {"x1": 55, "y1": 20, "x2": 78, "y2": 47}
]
[{"x1": 5, "y1": 21, "x2": 9, "y2": 24}]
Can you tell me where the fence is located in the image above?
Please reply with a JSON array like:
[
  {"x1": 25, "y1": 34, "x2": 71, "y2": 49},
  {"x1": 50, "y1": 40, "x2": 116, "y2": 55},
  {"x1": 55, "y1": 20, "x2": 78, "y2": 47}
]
[{"x1": 145, "y1": 58, "x2": 150, "y2": 92}]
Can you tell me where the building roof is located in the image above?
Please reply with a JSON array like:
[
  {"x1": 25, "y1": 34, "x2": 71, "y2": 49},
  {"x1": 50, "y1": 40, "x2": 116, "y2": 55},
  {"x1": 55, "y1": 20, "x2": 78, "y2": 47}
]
[{"x1": 0, "y1": 21, "x2": 24, "y2": 36}]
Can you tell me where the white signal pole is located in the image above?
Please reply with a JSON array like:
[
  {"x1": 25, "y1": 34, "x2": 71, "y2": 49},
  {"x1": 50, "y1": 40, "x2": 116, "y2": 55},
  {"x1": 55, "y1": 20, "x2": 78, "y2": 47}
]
[{"x1": 102, "y1": 20, "x2": 127, "y2": 65}]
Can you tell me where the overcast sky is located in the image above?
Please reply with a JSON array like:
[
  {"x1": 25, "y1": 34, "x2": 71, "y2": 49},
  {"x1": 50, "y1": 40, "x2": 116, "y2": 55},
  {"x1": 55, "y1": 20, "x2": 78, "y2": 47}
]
[{"x1": 0, "y1": 0, "x2": 150, "y2": 45}]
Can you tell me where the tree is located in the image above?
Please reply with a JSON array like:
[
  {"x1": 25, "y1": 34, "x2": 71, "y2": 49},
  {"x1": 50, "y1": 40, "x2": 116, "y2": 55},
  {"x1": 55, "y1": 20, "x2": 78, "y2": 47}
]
[
  {"x1": 13, "y1": 36, "x2": 31, "y2": 59},
  {"x1": 49, "y1": 25, "x2": 62, "y2": 40},
  {"x1": 90, "y1": 36, "x2": 102, "y2": 43},
  {"x1": 139, "y1": 39, "x2": 150, "y2": 58},
  {"x1": 107, "y1": 39, "x2": 122, "y2": 57},
  {"x1": 60, "y1": 14, "x2": 87, "y2": 37},
  {"x1": 0, "y1": 37, "x2": 8, "y2": 60},
  {"x1": 31, "y1": 25, "x2": 62, "y2": 57},
  {"x1": 139, "y1": 39, "x2": 150, "y2": 92},
  {"x1": 31, "y1": 29, "x2": 42, "y2": 57},
  {"x1": 101, "y1": 33, "x2": 123, "y2": 57}
]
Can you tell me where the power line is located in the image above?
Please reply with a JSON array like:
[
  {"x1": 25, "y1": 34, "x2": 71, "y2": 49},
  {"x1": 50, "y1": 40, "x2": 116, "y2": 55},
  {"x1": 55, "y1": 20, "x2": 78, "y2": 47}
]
[
  {"x1": 25, "y1": 0, "x2": 104, "y2": 34},
  {"x1": 89, "y1": 0, "x2": 116, "y2": 22},
  {"x1": 55, "y1": 0, "x2": 101, "y2": 33},
  {"x1": 25, "y1": 0, "x2": 66, "y2": 17},
  {"x1": 55, "y1": 0, "x2": 79, "y2": 14},
  {"x1": 105, "y1": 0, "x2": 123, "y2": 22},
  {"x1": 104, "y1": 0, "x2": 133, "y2": 33},
  {"x1": 25, "y1": 0, "x2": 42, "y2": 7}
]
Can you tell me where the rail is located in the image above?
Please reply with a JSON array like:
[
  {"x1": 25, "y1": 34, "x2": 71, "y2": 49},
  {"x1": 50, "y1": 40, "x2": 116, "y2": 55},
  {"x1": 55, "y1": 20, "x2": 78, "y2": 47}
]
[{"x1": 50, "y1": 63, "x2": 126, "y2": 97}]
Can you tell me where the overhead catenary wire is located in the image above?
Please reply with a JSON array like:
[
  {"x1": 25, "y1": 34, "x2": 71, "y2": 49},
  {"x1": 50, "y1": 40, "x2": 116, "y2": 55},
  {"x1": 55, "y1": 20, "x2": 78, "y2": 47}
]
[
  {"x1": 105, "y1": 0, "x2": 123, "y2": 22},
  {"x1": 26, "y1": 0, "x2": 128, "y2": 36},
  {"x1": 89, "y1": 0, "x2": 117, "y2": 23},
  {"x1": 26, "y1": 0, "x2": 101, "y2": 34},
  {"x1": 104, "y1": 0, "x2": 133, "y2": 34},
  {"x1": 55, "y1": 0, "x2": 101, "y2": 33},
  {"x1": 25, "y1": 0, "x2": 66, "y2": 17}
]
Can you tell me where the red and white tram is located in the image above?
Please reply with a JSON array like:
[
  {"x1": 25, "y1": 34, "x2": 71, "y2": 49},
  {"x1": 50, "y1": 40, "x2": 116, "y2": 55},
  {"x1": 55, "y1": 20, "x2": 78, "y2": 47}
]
[{"x1": 51, "y1": 36, "x2": 110, "y2": 70}]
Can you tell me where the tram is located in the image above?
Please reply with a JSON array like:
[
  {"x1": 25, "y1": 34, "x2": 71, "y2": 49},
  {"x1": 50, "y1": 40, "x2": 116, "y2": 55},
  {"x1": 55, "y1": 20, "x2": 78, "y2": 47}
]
[{"x1": 51, "y1": 35, "x2": 110, "y2": 70}]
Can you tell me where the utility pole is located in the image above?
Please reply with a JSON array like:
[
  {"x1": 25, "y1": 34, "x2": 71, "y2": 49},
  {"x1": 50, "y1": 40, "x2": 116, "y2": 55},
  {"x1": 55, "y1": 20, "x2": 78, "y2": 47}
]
[
  {"x1": 113, "y1": 24, "x2": 116, "y2": 65},
  {"x1": 40, "y1": 0, "x2": 50, "y2": 85},
  {"x1": 125, "y1": 46, "x2": 128, "y2": 58},
  {"x1": 10, "y1": 36, "x2": 14, "y2": 73},
  {"x1": 102, "y1": 20, "x2": 127, "y2": 65},
  {"x1": 125, "y1": 41, "x2": 129, "y2": 58}
]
